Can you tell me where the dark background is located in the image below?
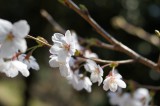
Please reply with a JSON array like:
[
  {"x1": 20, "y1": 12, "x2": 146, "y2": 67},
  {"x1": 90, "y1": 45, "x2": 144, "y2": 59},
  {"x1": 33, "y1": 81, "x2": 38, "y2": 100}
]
[{"x1": 0, "y1": 0, "x2": 160, "y2": 106}]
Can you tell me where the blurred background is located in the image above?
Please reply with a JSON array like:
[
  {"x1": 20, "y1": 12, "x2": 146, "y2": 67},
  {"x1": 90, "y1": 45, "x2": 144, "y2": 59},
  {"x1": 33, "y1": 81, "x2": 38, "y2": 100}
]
[{"x1": 0, "y1": 0, "x2": 160, "y2": 106}]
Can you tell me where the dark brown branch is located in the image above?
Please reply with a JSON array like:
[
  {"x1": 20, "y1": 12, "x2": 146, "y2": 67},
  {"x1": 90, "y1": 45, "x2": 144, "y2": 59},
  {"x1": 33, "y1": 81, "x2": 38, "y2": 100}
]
[{"x1": 62, "y1": 0, "x2": 160, "y2": 72}]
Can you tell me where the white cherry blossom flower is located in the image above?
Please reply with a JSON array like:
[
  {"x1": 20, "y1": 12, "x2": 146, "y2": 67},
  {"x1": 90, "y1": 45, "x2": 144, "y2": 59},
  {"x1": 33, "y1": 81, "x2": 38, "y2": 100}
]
[
  {"x1": 49, "y1": 54, "x2": 72, "y2": 78},
  {"x1": 108, "y1": 88, "x2": 151, "y2": 106},
  {"x1": 0, "y1": 19, "x2": 30, "y2": 58},
  {"x1": 84, "y1": 59, "x2": 103, "y2": 86},
  {"x1": 119, "y1": 93, "x2": 140, "y2": 106},
  {"x1": 108, "y1": 92, "x2": 142, "y2": 106},
  {"x1": 0, "y1": 60, "x2": 29, "y2": 78},
  {"x1": 108, "y1": 91, "x2": 122, "y2": 105},
  {"x1": 68, "y1": 70, "x2": 92, "y2": 92},
  {"x1": 18, "y1": 54, "x2": 39, "y2": 70},
  {"x1": 133, "y1": 88, "x2": 151, "y2": 106},
  {"x1": 103, "y1": 69, "x2": 126, "y2": 92},
  {"x1": 51, "y1": 30, "x2": 76, "y2": 58}
]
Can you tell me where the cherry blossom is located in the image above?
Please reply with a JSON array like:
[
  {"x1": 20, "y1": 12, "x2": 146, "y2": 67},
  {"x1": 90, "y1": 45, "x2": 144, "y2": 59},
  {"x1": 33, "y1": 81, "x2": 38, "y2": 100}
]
[
  {"x1": 18, "y1": 54, "x2": 39, "y2": 70},
  {"x1": 108, "y1": 88, "x2": 151, "y2": 106},
  {"x1": 68, "y1": 70, "x2": 92, "y2": 92},
  {"x1": 103, "y1": 69, "x2": 126, "y2": 92},
  {"x1": 0, "y1": 59, "x2": 29, "y2": 78},
  {"x1": 0, "y1": 19, "x2": 30, "y2": 58},
  {"x1": 49, "y1": 54, "x2": 72, "y2": 78},
  {"x1": 71, "y1": 31, "x2": 82, "y2": 51},
  {"x1": 108, "y1": 90, "x2": 122, "y2": 105},
  {"x1": 133, "y1": 88, "x2": 151, "y2": 106},
  {"x1": 51, "y1": 30, "x2": 76, "y2": 58},
  {"x1": 84, "y1": 59, "x2": 103, "y2": 86}
]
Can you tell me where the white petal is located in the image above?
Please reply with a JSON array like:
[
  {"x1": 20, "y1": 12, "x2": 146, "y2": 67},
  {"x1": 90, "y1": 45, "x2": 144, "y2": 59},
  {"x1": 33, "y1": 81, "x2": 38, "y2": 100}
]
[
  {"x1": 65, "y1": 30, "x2": 72, "y2": 43},
  {"x1": 0, "y1": 58, "x2": 4, "y2": 63},
  {"x1": 84, "y1": 59, "x2": 97, "y2": 72},
  {"x1": 57, "y1": 50, "x2": 70, "y2": 63},
  {"x1": 12, "y1": 20, "x2": 30, "y2": 38},
  {"x1": 133, "y1": 88, "x2": 150, "y2": 100},
  {"x1": 87, "y1": 59, "x2": 97, "y2": 67},
  {"x1": 49, "y1": 44, "x2": 62, "y2": 54},
  {"x1": 23, "y1": 60, "x2": 30, "y2": 69},
  {"x1": 0, "y1": 41, "x2": 17, "y2": 58},
  {"x1": 81, "y1": 77, "x2": 92, "y2": 92},
  {"x1": 69, "y1": 45, "x2": 76, "y2": 56},
  {"x1": 98, "y1": 65, "x2": 103, "y2": 76},
  {"x1": 14, "y1": 38, "x2": 27, "y2": 53},
  {"x1": 98, "y1": 76, "x2": 103, "y2": 86},
  {"x1": 115, "y1": 79, "x2": 126, "y2": 88},
  {"x1": 52, "y1": 33, "x2": 64, "y2": 41},
  {"x1": 84, "y1": 50, "x2": 98, "y2": 58},
  {"x1": 103, "y1": 78, "x2": 110, "y2": 91},
  {"x1": 6, "y1": 69, "x2": 19, "y2": 78},
  {"x1": 13, "y1": 61, "x2": 30, "y2": 77},
  {"x1": 109, "y1": 82, "x2": 118, "y2": 92},
  {"x1": 30, "y1": 59, "x2": 40, "y2": 70},
  {"x1": 84, "y1": 64, "x2": 92, "y2": 72},
  {"x1": 90, "y1": 73, "x2": 98, "y2": 83},
  {"x1": 115, "y1": 73, "x2": 122, "y2": 79},
  {"x1": 59, "y1": 64, "x2": 71, "y2": 77},
  {"x1": 0, "y1": 19, "x2": 12, "y2": 42},
  {"x1": 49, "y1": 56, "x2": 59, "y2": 67},
  {"x1": 18, "y1": 54, "x2": 26, "y2": 61},
  {"x1": 73, "y1": 81, "x2": 83, "y2": 91}
]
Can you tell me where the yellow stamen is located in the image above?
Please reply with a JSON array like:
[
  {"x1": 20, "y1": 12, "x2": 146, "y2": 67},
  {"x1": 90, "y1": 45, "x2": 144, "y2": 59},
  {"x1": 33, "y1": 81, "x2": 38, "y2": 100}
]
[{"x1": 6, "y1": 33, "x2": 14, "y2": 41}]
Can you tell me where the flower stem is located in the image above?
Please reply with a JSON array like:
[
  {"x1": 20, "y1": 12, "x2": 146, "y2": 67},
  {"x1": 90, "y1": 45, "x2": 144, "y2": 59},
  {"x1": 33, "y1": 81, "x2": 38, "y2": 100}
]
[{"x1": 26, "y1": 35, "x2": 52, "y2": 47}]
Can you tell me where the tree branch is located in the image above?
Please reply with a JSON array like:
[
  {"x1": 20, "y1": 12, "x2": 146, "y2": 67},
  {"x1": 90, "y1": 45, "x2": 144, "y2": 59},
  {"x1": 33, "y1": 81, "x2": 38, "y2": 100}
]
[
  {"x1": 78, "y1": 56, "x2": 135, "y2": 65},
  {"x1": 40, "y1": 9, "x2": 66, "y2": 33},
  {"x1": 40, "y1": 9, "x2": 116, "y2": 51},
  {"x1": 111, "y1": 16, "x2": 160, "y2": 47},
  {"x1": 40, "y1": 9, "x2": 135, "y2": 66},
  {"x1": 62, "y1": 0, "x2": 160, "y2": 72},
  {"x1": 128, "y1": 80, "x2": 160, "y2": 91}
]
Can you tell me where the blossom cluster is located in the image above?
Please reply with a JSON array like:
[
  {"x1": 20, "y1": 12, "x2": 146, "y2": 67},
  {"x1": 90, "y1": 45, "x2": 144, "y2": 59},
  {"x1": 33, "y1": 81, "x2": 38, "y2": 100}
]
[
  {"x1": 108, "y1": 88, "x2": 151, "y2": 106},
  {"x1": 0, "y1": 19, "x2": 39, "y2": 78},
  {"x1": 0, "y1": 18, "x2": 153, "y2": 105},
  {"x1": 49, "y1": 30, "x2": 126, "y2": 92},
  {"x1": 0, "y1": 18, "x2": 126, "y2": 92}
]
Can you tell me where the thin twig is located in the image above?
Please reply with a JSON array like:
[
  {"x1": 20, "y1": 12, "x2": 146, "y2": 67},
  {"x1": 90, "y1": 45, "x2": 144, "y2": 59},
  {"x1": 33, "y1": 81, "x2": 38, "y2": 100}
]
[
  {"x1": 87, "y1": 39, "x2": 117, "y2": 51},
  {"x1": 112, "y1": 16, "x2": 160, "y2": 47},
  {"x1": 62, "y1": 0, "x2": 160, "y2": 72},
  {"x1": 78, "y1": 56, "x2": 135, "y2": 65},
  {"x1": 40, "y1": 9, "x2": 66, "y2": 33},
  {"x1": 128, "y1": 80, "x2": 160, "y2": 91}
]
